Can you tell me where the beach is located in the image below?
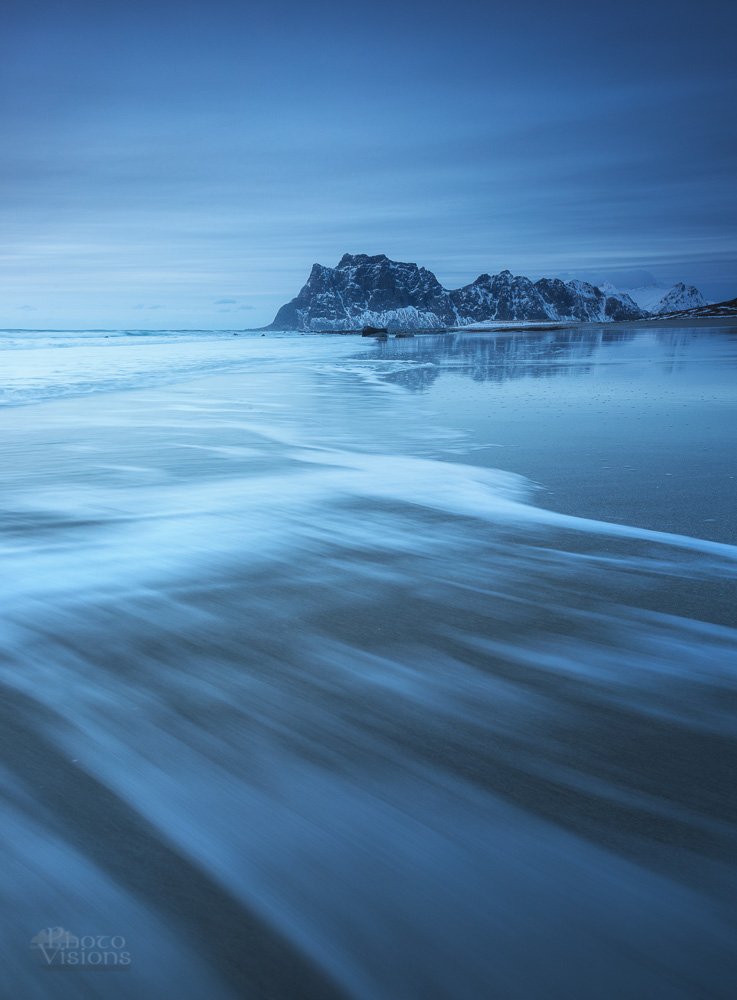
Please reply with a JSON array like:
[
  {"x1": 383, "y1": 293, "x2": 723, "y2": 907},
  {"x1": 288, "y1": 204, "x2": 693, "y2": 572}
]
[{"x1": 1, "y1": 322, "x2": 736, "y2": 998}]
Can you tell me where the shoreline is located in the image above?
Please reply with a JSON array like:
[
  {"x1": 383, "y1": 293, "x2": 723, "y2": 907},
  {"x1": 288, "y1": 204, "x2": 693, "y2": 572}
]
[{"x1": 260, "y1": 315, "x2": 737, "y2": 336}]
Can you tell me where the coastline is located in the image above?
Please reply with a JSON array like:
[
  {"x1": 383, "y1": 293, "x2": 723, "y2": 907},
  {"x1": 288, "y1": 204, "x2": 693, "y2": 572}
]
[{"x1": 258, "y1": 315, "x2": 737, "y2": 336}]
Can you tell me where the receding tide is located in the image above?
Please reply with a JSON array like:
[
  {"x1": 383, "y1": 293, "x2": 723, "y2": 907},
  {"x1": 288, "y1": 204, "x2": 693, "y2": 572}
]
[{"x1": 1, "y1": 323, "x2": 736, "y2": 998}]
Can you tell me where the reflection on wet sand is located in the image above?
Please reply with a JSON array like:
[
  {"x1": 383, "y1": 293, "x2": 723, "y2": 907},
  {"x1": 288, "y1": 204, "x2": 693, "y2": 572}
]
[{"x1": 364, "y1": 327, "x2": 637, "y2": 391}]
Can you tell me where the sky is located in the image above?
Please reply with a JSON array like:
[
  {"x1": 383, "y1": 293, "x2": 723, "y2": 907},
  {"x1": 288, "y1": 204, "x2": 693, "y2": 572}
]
[{"x1": 1, "y1": 0, "x2": 736, "y2": 329}]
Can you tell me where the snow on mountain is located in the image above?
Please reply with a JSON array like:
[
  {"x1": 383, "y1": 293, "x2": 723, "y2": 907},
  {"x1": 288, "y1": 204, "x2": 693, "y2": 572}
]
[
  {"x1": 656, "y1": 296, "x2": 737, "y2": 319},
  {"x1": 268, "y1": 255, "x2": 452, "y2": 331},
  {"x1": 622, "y1": 284, "x2": 670, "y2": 312},
  {"x1": 652, "y1": 283, "x2": 707, "y2": 314},
  {"x1": 268, "y1": 255, "x2": 647, "y2": 331},
  {"x1": 623, "y1": 282, "x2": 707, "y2": 314}
]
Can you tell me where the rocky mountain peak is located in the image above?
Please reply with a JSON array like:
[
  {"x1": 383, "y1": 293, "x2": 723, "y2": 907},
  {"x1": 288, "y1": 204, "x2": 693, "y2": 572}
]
[
  {"x1": 268, "y1": 254, "x2": 676, "y2": 331},
  {"x1": 337, "y1": 253, "x2": 391, "y2": 268},
  {"x1": 654, "y1": 283, "x2": 706, "y2": 314}
]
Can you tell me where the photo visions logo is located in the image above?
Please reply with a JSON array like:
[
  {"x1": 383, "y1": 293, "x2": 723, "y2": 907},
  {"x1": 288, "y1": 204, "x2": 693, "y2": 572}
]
[{"x1": 31, "y1": 927, "x2": 132, "y2": 970}]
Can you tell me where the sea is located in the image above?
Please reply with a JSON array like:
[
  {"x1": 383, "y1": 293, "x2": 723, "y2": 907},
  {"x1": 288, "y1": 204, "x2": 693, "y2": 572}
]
[{"x1": 1, "y1": 322, "x2": 736, "y2": 998}]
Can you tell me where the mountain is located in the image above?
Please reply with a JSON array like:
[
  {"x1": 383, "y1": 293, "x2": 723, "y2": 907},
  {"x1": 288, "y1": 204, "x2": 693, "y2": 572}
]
[
  {"x1": 656, "y1": 297, "x2": 737, "y2": 319},
  {"x1": 270, "y1": 254, "x2": 453, "y2": 331},
  {"x1": 604, "y1": 282, "x2": 669, "y2": 313},
  {"x1": 622, "y1": 282, "x2": 707, "y2": 314},
  {"x1": 651, "y1": 283, "x2": 707, "y2": 314},
  {"x1": 268, "y1": 254, "x2": 647, "y2": 331}
]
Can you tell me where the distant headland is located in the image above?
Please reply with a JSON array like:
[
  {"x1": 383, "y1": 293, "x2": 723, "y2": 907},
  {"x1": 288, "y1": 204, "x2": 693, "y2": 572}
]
[{"x1": 266, "y1": 253, "x2": 708, "y2": 332}]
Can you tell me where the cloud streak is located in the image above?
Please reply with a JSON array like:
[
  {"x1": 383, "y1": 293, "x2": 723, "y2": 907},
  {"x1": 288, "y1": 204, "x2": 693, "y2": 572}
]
[{"x1": 1, "y1": 0, "x2": 735, "y2": 327}]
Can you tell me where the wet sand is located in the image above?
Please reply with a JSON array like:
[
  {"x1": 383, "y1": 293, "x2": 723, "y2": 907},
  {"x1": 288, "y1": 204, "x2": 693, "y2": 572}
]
[{"x1": 1, "y1": 323, "x2": 736, "y2": 998}]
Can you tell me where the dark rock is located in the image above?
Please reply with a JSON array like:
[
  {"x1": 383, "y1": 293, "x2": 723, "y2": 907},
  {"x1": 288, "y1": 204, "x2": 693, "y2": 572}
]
[{"x1": 267, "y1": 254, "x2": 651, "y2": 331}]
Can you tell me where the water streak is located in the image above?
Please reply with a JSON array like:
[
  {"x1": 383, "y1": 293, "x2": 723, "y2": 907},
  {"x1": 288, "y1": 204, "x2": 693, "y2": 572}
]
[{"x1": 1, "y1": 326, "x2": 736, "y2": 998}]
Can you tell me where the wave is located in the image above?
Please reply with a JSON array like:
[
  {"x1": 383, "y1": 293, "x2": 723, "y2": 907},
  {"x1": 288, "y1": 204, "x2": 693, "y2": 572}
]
[{"x1": 1, "y1": 328, "x2": 736, "y2": 997}]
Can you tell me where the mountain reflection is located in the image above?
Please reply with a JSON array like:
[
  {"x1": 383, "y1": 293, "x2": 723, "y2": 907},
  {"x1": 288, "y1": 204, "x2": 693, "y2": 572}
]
[{"x1": 361, "y1": 327, "x2": 637, "y2": 391}]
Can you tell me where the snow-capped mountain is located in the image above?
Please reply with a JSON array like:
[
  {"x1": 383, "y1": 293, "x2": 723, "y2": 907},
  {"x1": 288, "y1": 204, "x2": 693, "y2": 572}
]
[
  {"x1": 621, "y1": 282, "x2": 707, "y2": 314},
  {"x1": 268, "y1": 254, "x2": 647, "y2": 331},
  {"x1": 651, "y1": 283, "x2": 707, "y2": 314},
  {"x1": 656, "y1": 296, "x2": 737, "y2": 319},
  {"x1": 270, "y1": 254, "x2": 453, "y2": 331}
]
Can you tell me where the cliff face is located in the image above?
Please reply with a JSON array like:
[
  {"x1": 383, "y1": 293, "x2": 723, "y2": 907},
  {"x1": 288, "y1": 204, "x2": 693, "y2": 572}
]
[
  {"x1": 268, "y1": 254, "x2": 648, "y2": 331},
  {"x1": 269, "y1": 254, "x2": 455, "y2": 330}
]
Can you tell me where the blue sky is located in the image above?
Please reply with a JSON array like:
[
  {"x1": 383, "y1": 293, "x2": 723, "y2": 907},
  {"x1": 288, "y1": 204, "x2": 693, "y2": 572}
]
[{"x1": 1, "y1": 0, "x2": 735, "y2": 328}]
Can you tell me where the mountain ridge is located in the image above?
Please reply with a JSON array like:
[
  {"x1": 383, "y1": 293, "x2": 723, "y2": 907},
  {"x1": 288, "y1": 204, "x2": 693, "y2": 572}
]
[
  {"x1": 604, "y1": 281, "x2": 707, "y2": 314},
  {"x1": 267, "y1": 254, "x2": 706, "y2": 331},
  {"x1": 656, "y1": 296, "x2": 737, "y2": 319}
]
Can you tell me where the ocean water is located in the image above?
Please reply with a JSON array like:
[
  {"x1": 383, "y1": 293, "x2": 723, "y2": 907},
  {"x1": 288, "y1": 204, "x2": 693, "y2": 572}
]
[{"x1": 1, "y1": 324, "x2": 736, "y2": 998}]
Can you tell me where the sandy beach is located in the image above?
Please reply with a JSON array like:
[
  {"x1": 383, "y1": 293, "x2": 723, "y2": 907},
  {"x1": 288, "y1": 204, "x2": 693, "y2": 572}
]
[{"x1": 1, "y1": 322, "x2": 736, "y2": 998}]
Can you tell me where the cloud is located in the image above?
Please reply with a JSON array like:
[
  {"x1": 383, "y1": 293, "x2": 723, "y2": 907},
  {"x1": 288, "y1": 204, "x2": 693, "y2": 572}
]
[{"x1": 2, "y1": 0, "x2": 735, "y2": 321}]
